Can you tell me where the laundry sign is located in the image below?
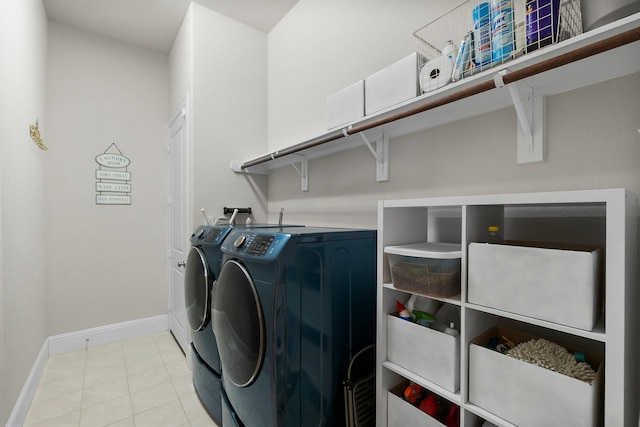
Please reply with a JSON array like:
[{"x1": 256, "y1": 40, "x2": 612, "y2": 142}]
[{"x1": 95, "y1": 143, "x2": 131, "y2": 205}]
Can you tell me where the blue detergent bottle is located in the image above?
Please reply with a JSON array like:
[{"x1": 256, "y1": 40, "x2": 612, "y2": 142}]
[
  {"x1": 491, "y1": 0, "x2": 515, "y2": 62},
  {"x1": 473, "y1": 3, "x2": 492, "y2": 66}
]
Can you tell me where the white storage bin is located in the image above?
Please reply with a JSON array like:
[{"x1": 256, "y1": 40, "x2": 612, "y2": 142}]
[
  {"x1": 387, "y1": 382, "x2": 447, "y2": 427},
  {"x1": 385, "y1": 242, "x2": 461, "y2": 298},
  {"x1": 365, "y1": 52, "x2": 426, "y2": 115},
  {"x1": 386, "y1": 314, "x2": 459, "y2": 393},
  {"x1": 469, "y1": 327, "x2": 603, "y2": 427},
  {"x1": 325, "y1": 80, "x2": 364, "y2": 129},
  {"x1": 467, "y1": 241, "x2": 602, "y2": 331}
]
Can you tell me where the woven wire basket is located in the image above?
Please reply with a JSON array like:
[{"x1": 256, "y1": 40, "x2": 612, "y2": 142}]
[{"x1": 413, "y1": 0, "x2": 582, "y2": 84}]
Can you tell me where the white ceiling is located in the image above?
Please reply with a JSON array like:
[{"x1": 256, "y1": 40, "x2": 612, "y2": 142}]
[{"x1": 42, "y1": 0, "x2": 299, "y2": 55}]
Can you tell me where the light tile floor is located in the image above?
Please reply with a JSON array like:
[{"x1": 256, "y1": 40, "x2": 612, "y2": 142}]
[{"x1": 24, "y1": 332, "x2": 219, "y2": 427}]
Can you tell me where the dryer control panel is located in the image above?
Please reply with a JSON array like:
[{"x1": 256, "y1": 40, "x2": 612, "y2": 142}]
[
  {"x1": 222, "y1": 230, "x2": 291, "y2": 261},
  {"x1": 190, "y1": 225, "x2": 229, "y2": 247},
  {"x1": 246, "y1": 235, "x2": 275, "y2": 256}
]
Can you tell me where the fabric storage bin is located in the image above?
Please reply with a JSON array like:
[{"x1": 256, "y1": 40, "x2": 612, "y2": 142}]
[
  {"x1": 467, "y1": 241, "x2": 602, "y2": 331},
  {"x1": 385, "y1": 242, "x2": 461, "y2": 298},
  {"x1": 326, "y1": 80, "x2": 364, "y2": 129},
  {"x1": 387, "y1": 382, "x2": 447, "y2": 427},
  {"x1": 469, "y1": 326, "x2": 603, "y2": 427},
  {"x1": 365, "y1": 52, "x2": 426, "y2": 115},
  {"x1": 386, "y1": 313, "x2": 459, "y2": 393}
]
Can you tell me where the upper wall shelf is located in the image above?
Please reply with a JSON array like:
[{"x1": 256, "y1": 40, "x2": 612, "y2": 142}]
[{"x1": 231, "y1": 13, "x2": 640, "y2": 189}]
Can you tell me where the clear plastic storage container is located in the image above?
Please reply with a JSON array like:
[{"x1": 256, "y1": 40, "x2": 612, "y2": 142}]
[{"x1": 385, "y1": 242, "x2": 462, "y2": 298}]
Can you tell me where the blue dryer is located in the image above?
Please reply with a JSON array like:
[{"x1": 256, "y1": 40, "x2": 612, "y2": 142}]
[
  {"x1": 212, "y1": 227, "x2": 377, "y2": 426},
  {"x1": 185, "y1": 223, "x2": 304, "y2": 424},
  {"x1": 185, "y1": 225, "x2": 232, "y2": 424}
]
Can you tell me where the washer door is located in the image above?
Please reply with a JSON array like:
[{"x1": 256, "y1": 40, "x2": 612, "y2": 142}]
[
  {"x1": 184, "y1": 247, "x2": 211, "y2": 332},
  {"x1": 212, "y1": 260, "x2": 265, "y2": 388}
]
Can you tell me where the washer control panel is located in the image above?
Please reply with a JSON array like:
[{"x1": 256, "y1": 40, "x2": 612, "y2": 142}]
[
  {"x1": 222, "y1": 230, "x2": 290, "y2": 260},
  {"x1": 247, "y1": 235, "x2": 275, "y2": 256},
  {"x1": 190, "y1": 225, "x2": 227, "y2": 246}
]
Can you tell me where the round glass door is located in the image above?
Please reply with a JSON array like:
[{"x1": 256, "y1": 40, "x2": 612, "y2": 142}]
[
  {"x1": 184, "y1": 247, "x2": 211, "y2": 331},
  {"x1": 213, "y1": 260, "x2": 265, "y2": 388}
]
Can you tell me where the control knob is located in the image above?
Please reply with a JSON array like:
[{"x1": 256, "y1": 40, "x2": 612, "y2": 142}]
[{"x1": 234, "y1": 234, "x2": 247, "y2": 249}]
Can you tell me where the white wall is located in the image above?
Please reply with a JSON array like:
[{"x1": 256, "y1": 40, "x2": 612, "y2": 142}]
[
  {"x1": 266, "y1": 0, "x2": 640, "y2": 228},
  {"x1": 44, "y1": 22, "x2": 170, "y2": 334},
  {"x1": 268, "y1": 0, "x2": 453, "y2": 151},
  {"x1": 0, "y1": 0, "x2": 48, "y2": 423},
  {"x1": 170, "y1": 3, "x2": 269, "y2": 228}
]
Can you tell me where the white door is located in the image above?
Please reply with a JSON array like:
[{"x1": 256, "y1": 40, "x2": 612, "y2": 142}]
[{"x1": 168, "y1": 100, "x2": 189, "y2": 354}]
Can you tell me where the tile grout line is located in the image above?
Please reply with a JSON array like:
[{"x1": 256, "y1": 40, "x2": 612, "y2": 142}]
[
  {"x1": 78, "y1": 346, "x2": 88, "y2": 426},
  {"x1": 25, "y1": 333, "x2": 201, "y2": 427}
]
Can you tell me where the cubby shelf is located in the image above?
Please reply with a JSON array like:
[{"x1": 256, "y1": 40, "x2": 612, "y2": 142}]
[{"x1": 377, "y1": 188, "x2": 637, "y2": 427}]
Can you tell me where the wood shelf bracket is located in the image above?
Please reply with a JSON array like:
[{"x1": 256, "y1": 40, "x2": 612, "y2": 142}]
[
  {"x1": 494, "y1": 70, "x2": 545, "y2": 164},
  {"x1": 358, "y1": 131, "x2": 389, "y2": 182}
]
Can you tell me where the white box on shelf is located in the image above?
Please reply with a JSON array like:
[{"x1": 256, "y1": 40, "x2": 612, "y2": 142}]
[
  {"x1": 469, "y1": 327, "x2": 603, "y2": 427},
  {"x1": 387, "y1": 382, "x2": 447, "y2": 427},
  {"x1": 467, "y1": 241, "x2": 602, "y2": 331},
  {"x1": 326, "y1": 80, "x2": 365, "y2": 129},
  {"x1": 386, "y1": 314, "x2": 459, "y2": 393},
  {"x1": 365, "y1": 52, "x2": 425, "y2": 115}
]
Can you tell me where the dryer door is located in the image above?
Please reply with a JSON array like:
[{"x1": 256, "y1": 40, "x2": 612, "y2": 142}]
[
  {"x1": 184, "y1": 247, "x2": 211, "y2": 332},
  {"x1": 212, "y1": 260, "x2": 265, "y2": 388}
]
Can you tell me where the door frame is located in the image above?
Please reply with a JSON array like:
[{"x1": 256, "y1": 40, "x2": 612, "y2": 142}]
[{"x1": 167, "y1": 94, "x2": 192, "y2": 355}]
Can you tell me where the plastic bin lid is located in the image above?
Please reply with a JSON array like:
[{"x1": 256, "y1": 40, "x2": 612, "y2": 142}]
[{"x1": 384, "y1": 242, "x2": 462, "y2": 259}]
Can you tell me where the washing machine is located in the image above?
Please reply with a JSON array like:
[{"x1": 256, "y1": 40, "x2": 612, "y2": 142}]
[
  {"x1": 185, "y1": 224, "x2": 232, "y2": 424},
  {"x1": 212, "y1": 227, "x2": 377, "y2": 426},
  {"x1": 185, "y1": 223, "x2": 304, "y2": 424}
]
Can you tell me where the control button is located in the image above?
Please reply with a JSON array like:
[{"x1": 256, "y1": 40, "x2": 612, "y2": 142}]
[
  {"x1": 196, "y1": 228, "x2": 206, "y2": 239},
  {"x1": 247, "y1": 235, "x2": 275, "y2": 256},
  {"x1": 234, "y1": 234, "x2": 247, "y2": 249}
]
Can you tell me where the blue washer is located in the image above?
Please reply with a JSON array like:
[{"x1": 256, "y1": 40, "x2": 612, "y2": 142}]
[
  {"x1": 185, "y1": 223, "x2": 304, "y2": 424},
  {"x1": 212, "y1": 227, "x2": 376, "y2": 426}
]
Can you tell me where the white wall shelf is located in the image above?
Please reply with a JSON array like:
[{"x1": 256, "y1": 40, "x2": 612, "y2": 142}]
[
  {"x1": 377, "y1": 188, "x2": 638, "y2": 427},
  {"x1": 231, "y1": 13, "x2": 640, "y2": 189}
]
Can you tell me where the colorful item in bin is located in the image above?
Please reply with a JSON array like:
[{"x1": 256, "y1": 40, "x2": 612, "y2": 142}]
[
  {"x1": 418, "y1": 393, "x2": 439, "y2": 417},
  {"x1": 487, "y1": 335, "x2": 513, "y2": 353},
  {"x1": 445, "y1": 404, "x2": 460, "y2": 427},
  {"x1": 396, "y1": 300, "x2": 413, "y2": 321},
  {"x1": 486, "y1": 225, "x2": 503, "y2": 243},
  {"x1": 506, "y1": 338, "x2": 597, "y2": 383},
  {"x1": 574, "y1": 351, "x2": 586, "y2": 363},
  {"x1": 472, "y1": 2, "x2": 492, "y2": 65},
  {"x1": 403, "y1": 383, "x2": 423, "y2": 404},
  {"x1": 491, "y1": 0, "x2": 515, "y2": 62},
  {"x1": 412, "y1": 310, "x2": 436, "y2": 326},
  {"x1": 452, "y1": 32, "x2": 473, "y2": 82},
  {"x1": 525, "y1": 0, "x2": 561, "y2": 53}
]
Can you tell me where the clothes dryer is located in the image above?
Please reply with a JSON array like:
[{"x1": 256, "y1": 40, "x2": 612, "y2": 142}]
[
  {"x1": 185, "y1": 225, "x2": 232, "y2": 424},
  {"x1": 185, "y1": 223, "x2": 304, "y2": 424},
  {"x1": 212, "y1": 227, "x2": 377, "y2": 426}
]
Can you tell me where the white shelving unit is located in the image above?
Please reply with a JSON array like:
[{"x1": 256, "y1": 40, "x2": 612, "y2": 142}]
[
  {"x1": 377, "y1": 189, "x2": 637, "y2": 426},
  {"x1": 232, "y1": 13, "x2": 640, "y2": 188}
]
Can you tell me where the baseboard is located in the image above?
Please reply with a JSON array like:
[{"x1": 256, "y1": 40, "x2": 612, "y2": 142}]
[
  {"x1": 48, "y1": 314, "x2": 169, "y2": 355},
  {"x1": 6, "y1": 340, "x2": 49, "y2": 427},
  {"x1": 7, "y1": 314, "x2": 169, "y2": 426}
]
